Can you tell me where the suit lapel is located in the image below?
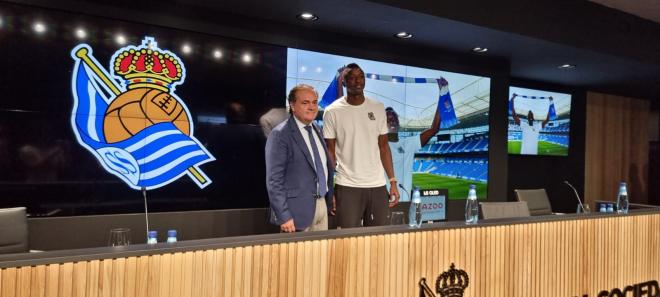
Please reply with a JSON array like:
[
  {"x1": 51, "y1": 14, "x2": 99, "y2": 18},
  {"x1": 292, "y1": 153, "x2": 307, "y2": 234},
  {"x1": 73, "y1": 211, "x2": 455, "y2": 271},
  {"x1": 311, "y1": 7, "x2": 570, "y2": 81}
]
[{"x1": 288, "y1": 117, "x2": 315, "y2": 170}]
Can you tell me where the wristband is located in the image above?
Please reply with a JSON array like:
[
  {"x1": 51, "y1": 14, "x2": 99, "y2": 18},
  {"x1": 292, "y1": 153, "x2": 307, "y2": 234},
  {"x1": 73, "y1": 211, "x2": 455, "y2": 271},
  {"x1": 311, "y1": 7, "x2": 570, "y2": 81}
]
[{"x1": 389, "y1": 177, "x2": 397, "y2": 183}]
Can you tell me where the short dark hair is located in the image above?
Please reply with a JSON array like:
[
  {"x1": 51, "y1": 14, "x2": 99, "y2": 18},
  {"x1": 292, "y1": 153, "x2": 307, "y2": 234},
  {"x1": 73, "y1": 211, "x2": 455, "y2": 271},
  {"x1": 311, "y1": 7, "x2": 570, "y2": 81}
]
[
  {"x1": 342, "y1": 63, "x2": 363, "y2": 81},
  {"x1": 287, "y1": 84, "x2": 318, "y2": 114}
]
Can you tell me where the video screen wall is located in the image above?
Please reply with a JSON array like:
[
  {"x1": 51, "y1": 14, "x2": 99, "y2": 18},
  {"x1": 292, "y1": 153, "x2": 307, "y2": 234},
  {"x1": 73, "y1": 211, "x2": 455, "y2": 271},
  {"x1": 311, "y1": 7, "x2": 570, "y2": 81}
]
[
  {"x1": 507, "y1": 86, "x2": 572, "y2": 156},
  {"x1": 287, "y1": 49, "x2": 491, "y2": 200},
  {"x1": 0, "y1": 2, "x2": 495, "y2": 216},
  {"x1": 0, "y1": 3, "x2": 286, "y2": 215}
]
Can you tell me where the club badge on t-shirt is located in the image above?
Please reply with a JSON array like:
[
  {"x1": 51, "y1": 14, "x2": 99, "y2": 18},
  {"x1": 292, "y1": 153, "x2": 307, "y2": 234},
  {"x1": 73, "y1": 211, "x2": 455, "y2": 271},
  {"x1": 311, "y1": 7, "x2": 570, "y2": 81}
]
[{"x1": 368, "y1": 112, "x2": 375, "y2": 120}]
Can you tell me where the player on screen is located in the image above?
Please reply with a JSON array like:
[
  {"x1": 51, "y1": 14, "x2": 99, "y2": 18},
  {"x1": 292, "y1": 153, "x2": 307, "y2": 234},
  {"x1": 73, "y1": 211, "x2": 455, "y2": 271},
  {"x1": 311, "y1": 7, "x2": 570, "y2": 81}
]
[
  {"x1": 510, "y1": 93, "x2": 551, "y2": 155},
  {"x1": 385, "y1": 78, "x2": 444, "y2": 201}
]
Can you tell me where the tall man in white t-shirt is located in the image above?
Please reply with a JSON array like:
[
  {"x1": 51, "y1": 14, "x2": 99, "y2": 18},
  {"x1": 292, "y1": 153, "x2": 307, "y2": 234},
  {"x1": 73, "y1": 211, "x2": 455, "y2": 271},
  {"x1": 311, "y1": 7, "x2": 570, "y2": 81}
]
[
  {"x1": 323, "y1": 63, "x2": 400, "y2": 228},
  {"x1": 511, "y1": 93, "x2": 551, "y2": 155},
  {"x1": 386, "y1": 79, "x2": 444, "y2": 201}
]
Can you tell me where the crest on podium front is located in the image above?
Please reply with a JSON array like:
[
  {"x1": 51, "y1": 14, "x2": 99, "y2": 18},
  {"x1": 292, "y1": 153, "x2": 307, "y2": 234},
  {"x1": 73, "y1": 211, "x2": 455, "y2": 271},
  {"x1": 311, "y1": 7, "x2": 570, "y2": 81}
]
[{"x1": 419, "y1": 263, "x2": 469, "y2": 297}]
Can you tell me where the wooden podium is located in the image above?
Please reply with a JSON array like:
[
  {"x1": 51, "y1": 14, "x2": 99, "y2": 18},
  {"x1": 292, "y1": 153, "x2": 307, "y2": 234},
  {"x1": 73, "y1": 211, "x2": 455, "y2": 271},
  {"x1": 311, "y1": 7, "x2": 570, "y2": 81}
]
[{"x1": 1, "y1": 210, "x2": 659, "y2": 297}]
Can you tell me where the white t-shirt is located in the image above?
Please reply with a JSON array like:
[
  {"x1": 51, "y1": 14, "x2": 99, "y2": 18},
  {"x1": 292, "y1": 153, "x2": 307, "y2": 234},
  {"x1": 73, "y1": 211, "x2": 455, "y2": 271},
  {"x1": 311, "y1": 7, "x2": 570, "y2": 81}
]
[
  {"x1": 520, "y1": 121, "x2": 542, "y2": 155},
  {"x1": 323, "y1": 96, "x2": 388, "y2": 187},
  {"x1": 387, "y1": 136, "x2": 422, "y2": 201}
]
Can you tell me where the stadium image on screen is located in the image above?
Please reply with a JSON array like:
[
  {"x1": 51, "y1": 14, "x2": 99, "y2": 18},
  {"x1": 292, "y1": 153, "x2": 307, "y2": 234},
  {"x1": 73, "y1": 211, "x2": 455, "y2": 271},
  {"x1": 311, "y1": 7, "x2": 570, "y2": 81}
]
[
  {"x1": 287, "y1": 48, "x2": 490, "y2": 200},
  {"x1": 507, "y1": 86, "x2": 571, "y2": 156}
]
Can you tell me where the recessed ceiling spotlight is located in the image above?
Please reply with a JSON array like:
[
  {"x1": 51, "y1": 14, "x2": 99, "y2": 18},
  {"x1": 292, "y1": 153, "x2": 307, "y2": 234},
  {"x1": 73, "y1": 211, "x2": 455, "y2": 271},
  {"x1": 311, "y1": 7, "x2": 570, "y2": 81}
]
[
  {"x1": 32, "y1": 21, "x2": 46, "y2": 34},
  {"x1": 472, "y1": 47, "x2": 488, "y2": 53},
  {"x1": 181, "y1": 43, "x2": 192, "y2": 54},
  {"x1": 297, "y1": 12, "x2": 318, "y2": 21},
  {"x1": 394, "y1": 31, "x2": 413, "y2": 39},
  {"x1": 75, "y1": 28, "x2": 87, "y2": 40},
  {"x1": 558, "y1": 64, "x2": 576, "y2": 69},
  {"x1": 212, "y1": 49, "x2": 223, "y2": 59},
  {"x1": 115, "y1": 34, "x2": 127, "y2": 45},
  {"x1": 242, "y1": 53, "x2": 252, "y2": 63}
]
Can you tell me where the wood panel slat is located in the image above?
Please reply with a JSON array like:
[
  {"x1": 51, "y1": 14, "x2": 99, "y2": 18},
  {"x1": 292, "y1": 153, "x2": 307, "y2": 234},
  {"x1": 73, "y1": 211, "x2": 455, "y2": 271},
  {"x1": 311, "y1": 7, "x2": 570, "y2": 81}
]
[{"x1": 585, "y1": 92, "x2": 650, "y2": 206}]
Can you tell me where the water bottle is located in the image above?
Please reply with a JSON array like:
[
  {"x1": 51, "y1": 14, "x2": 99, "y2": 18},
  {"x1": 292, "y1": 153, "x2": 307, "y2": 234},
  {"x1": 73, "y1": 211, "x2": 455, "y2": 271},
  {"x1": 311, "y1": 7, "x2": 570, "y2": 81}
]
[
  {"x1": 616, "y1": 182, "x2": 629, "y2": 214},
  {"x1": 607, "y1": 203, "x2": 614, "y2": 213},
  {"x1": 465, "y1": 185, "x2": 479, "y2": 224},
  {"x1": 408, "y1": 187, "x2": 422, "y2": 228},
  {"x1": 167, "y1": 230, "x2": 178, "y2": 243},
  {"x1": 599, "y1": 203, "x2": 607, "y2": 213},
  {"x1": 147, "y1": 231, "x2": 158, "y2": 244}
]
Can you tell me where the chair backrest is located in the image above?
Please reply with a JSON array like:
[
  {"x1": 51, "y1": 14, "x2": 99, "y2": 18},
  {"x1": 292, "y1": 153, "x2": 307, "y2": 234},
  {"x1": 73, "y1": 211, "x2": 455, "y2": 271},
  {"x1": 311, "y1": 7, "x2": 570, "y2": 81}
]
[
  {"x1": 515, "y1": 189, "x2": 553, "y2": 216},
  {"x1": 480, "y1": 201, "x2": 530, "y2": 219},
  {"x1": 0, "y1": 207, "x2": 29, "y2": 254}
]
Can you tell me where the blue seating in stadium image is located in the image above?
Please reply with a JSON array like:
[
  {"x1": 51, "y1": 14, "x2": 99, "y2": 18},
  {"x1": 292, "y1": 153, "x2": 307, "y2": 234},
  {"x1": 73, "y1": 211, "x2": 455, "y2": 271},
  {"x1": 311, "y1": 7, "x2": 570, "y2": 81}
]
[{"x1": 413, "y1": 158, "x2": 488, "y2": 182}]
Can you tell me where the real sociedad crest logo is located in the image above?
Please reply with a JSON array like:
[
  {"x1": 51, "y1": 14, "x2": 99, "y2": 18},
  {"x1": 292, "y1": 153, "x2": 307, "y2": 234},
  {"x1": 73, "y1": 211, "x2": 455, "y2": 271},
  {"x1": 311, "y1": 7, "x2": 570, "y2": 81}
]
[{"x1": 70, "y1": 37, "x2": 215, "y2": 190}]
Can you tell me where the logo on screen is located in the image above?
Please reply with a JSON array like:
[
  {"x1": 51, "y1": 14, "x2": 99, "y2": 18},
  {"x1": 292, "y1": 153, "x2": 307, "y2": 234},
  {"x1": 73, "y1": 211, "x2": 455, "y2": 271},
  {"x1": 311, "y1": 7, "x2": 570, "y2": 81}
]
[
  {"x1": 70, "y1": 37, "x2": 215, "y2": 190},
  {"x1": 419, "y1": 263, "x2": 469, "y2": 297}
]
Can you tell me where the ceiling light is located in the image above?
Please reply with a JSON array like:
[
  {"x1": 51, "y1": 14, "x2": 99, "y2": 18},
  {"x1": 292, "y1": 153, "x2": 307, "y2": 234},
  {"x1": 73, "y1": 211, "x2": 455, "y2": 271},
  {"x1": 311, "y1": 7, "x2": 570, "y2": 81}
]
[
  {"x1": 75, "y1": 28, "x2": 87, "y2": 40},
  {"x1": 212, "y1": 49, "x2": 223, "y2": 59},
  {"x1": 242, "y1": 53, "x2": 252, "y2": 63},
  {"x1": 394, "y1": 31, "x2": 413, "y2": 39},
  {"x1": 558, "y1": 64, "x2": 576, "y2": 69},
  {"x1": 181, "y1": 44, "x2": 192, "y2": 54},
  {"x1": 472, "y1": 47, "x2": 488, "y2": 53},
  {"x1": 32, "y1": 21, "x2": 46, "y2": 34},
  {"x1": 115, "y1": 34, "x2": 127, "y2": 45},
  {"x1": 297, "y1": 12, "x2": 318, "y2": 21}
]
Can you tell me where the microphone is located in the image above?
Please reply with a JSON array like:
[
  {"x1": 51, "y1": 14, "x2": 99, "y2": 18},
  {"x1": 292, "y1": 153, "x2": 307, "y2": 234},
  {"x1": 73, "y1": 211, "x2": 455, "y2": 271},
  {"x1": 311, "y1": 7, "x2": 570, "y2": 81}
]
[
  {"x1": 564, "y1": 180, "x2": 586, "y2": 213},
  {"x1": 398, "y1": 184, "x2": 410, "y2": 202}
]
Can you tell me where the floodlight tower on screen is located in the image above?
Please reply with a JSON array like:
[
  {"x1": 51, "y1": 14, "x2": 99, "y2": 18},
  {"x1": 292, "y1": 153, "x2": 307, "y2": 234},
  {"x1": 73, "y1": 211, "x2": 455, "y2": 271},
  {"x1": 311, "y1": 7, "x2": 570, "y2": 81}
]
[{"x1": 286, "y1": 48, "x2": 491, "y2": 200}]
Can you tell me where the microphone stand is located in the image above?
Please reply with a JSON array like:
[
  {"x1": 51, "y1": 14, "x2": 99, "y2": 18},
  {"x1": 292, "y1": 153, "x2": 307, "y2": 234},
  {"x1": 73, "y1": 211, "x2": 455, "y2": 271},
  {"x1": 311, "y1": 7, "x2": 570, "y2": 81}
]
[
  {"x1": 564, "y1": 181, "x2": 586, "y2": 213},
  {"x1": 142, "y1": 187, "x2": 150, "y2": 241},
  {"x1": 398, "y1": 184, "x2": 410, "y2": 202}
]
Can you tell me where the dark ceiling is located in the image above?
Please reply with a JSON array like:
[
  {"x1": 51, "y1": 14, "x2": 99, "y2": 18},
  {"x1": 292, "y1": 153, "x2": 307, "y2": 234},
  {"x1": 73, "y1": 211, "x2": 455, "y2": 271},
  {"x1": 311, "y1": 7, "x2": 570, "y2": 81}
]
[{"x1": 7, "y1": 0, "x2": 660, "y2": 103}]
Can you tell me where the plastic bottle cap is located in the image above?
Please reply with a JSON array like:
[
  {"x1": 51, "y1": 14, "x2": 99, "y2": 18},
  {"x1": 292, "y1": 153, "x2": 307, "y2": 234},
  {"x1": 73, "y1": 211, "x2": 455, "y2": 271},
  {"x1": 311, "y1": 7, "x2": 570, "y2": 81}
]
[
  {"x1": 167, "y1": 230, "x2": 177, "y2": 237},
  {"x1": 148, "y1": 231, "x2": 157, "y2": 238},
  {"x1": 469, "y1": 185, "x2": 476, "y2": 190}
]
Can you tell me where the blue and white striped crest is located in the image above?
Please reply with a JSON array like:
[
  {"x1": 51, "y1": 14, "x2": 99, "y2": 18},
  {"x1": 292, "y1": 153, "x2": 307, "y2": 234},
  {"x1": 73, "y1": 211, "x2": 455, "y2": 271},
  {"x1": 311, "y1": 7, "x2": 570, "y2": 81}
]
[{"x1": 70, "y1": 41, "x2": 215, "y2": 190}]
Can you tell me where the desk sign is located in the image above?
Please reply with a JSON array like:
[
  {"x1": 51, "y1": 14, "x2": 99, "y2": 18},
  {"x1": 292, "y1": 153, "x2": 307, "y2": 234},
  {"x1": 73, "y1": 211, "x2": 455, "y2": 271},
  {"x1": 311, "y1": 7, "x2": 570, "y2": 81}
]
[{"x1": 419, "y1": 189, "x2": 447, "y2": 221}]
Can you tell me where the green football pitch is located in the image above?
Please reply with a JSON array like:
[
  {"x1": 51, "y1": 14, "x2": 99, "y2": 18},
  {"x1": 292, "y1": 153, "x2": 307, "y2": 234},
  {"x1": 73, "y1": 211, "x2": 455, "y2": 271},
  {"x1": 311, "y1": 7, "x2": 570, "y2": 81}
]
[
  {"x1": 412, "y1": 173, "x2": 487, "y2": 200},
  {"x1": 508, "y1": 141, "x2": 568, "y2": 156}
]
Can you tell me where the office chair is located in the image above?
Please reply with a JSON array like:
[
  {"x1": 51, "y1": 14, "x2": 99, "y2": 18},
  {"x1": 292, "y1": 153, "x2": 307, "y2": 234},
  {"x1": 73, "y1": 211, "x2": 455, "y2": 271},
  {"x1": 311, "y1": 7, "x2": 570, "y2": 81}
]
[
  {"x1": 0, "y1": 207, "x2": 29, "y2": 254},
  {"x1": 479, "y1": 201, "x2": 530, "y2": 219},
  {"x1": 514, "y1": 189, "x2": 554, "y2": 216}
]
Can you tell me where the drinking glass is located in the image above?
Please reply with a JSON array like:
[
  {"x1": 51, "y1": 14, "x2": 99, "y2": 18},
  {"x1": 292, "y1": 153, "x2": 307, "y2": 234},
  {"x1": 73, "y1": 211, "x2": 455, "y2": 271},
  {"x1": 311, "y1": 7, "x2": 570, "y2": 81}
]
[
  {"x1": 390, "y1": 211, "x2": 406, "y2": 225},
  {"x1": 108, "y1": 228, "x2": 131, "y2": 246}
]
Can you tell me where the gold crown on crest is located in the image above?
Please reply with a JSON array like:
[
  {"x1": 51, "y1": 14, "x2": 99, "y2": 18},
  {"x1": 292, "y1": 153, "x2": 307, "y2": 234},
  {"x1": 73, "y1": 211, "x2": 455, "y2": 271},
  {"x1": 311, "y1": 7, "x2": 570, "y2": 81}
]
[
  {"x1": 436, "y1": 263, "x2": 469, "y2": 297},
  {"x1": 112, "y1": 37, "x2": 184, "y2": 92},
  {"x1": 419, "y1": 263, "x2": 470, "y2": 297}
]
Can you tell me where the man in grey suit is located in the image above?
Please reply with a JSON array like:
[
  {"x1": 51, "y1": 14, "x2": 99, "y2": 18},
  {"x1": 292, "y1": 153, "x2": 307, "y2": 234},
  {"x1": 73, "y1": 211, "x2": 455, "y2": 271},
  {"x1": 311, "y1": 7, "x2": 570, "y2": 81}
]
[{"x1": 265, "y1": 84, "x2": 334, "y2": 232}]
